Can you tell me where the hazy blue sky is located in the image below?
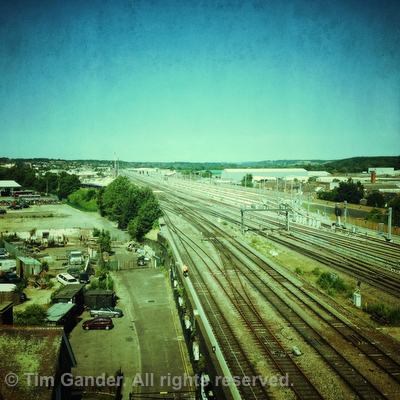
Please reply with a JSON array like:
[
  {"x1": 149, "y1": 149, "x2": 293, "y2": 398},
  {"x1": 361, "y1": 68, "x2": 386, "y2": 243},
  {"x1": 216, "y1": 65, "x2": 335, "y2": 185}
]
[{"x1": 1, "y1": 0, "x2": 399, "y2": 162}]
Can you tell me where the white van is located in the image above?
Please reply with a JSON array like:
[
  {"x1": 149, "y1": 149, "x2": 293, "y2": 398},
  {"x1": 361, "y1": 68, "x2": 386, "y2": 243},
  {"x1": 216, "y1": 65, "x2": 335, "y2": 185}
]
[{"x1": 57, "y1": 273, "x2": 79, "y2": 285}]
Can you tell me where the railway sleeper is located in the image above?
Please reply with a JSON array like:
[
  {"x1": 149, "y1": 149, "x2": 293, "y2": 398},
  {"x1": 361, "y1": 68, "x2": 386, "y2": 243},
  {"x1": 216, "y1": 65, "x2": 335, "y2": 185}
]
[{"x1": 348, "y1": 334, "x2": 365, "y2": 345}]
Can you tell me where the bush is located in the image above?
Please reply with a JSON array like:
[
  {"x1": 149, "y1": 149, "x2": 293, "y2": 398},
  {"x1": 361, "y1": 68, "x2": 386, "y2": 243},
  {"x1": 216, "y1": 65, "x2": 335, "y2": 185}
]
[
  {"x1": 312, "y1": 267, "x2": 321, "y2": 276},
  {"x1": 14, "y1": 304, "x2": 48, "y2": 325},
  {"x1": 88, "y1": 280, "x2": 99, "y2": 290},
  {"x1": 316, "y1": 272, "x2": 350, "y2": 294},
  {"x1": 295, "y1": 267, "x2": 303, "y2": 275},
  {"x1": 93, "y1": 228, "x2": 101, "y2": 237},
  {"x1": 364, "y1": 303, "x2": 400, "y2": 325}
]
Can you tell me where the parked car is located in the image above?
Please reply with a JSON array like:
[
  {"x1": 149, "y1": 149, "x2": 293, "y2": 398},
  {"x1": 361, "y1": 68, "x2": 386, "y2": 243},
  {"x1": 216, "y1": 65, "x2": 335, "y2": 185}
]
[
  {"x1": 0, "y1": 209, "x2": 6, "y2": 214},
  {"x1": 67, "y1": 268, "x2": 80, "y2": 278},
  {"x1": 78, "y1": 272, "x2": 90, "y2": 284},
  {"x1": 7, "y1": 205, "x2": 22, "y2": 210},
  {"x1": 57, "y1": 273, "x2": 79, "y2": 285},
  {"x1": 4, "y1": 272, "x2": 22, "y2": 284},
  {"x1": 90, "y1": 307, "x2": 123, "y2": 318},
  {"x1": 82, "y1": 317, "x2": 114, "y2": 330}
]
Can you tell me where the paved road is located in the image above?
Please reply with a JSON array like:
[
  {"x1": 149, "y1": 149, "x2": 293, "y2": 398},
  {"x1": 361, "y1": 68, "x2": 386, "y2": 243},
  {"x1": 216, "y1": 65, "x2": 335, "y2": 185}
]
[{"x1": 70, "y1": 268, "x2": 192, "y2": 398}]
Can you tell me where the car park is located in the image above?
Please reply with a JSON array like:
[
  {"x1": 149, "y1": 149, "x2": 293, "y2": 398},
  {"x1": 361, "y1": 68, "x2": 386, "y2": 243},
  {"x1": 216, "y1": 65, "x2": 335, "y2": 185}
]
[
  {"x1": 82, "y1": 317, "x2": 114, "y2": 330},
  {"x1": 78, "y1": 272, "x2": 90, "y2": 284},
  {"x1": 67, "y1": 267, "x2": 80, "y2": 278},
  {"x1": 57, "y1": 273, "x2": 79, "y2": 285},
  {"x1": 90, "y1": 307, "x2": 123, "y2": 318}
]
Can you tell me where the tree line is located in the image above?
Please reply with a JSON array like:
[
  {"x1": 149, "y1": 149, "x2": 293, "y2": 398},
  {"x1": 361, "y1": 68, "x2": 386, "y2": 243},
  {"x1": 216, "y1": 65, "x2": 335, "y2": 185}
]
[
  {"x1": 0, "y1": 164, "x2": 81, "y2": 200},
  {"x1": 97, "y1": 176, "x2": 163, "y2": 241}
]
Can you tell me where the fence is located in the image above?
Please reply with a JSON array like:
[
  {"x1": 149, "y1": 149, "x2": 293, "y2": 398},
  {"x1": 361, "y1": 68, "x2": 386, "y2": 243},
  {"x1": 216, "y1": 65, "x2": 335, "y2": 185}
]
[
  {"x1": 103, "y1": 261, "x2": 119, "y2": 271},
  {"x1": 2, "y1": 240, "x2": 26, "y2": 260},
  {"x1": 311, "y1": 199, "x2": 398, "y2": 237},
  {"x1": 345, "y1": 217, "x2": 399, "y2": 236}
]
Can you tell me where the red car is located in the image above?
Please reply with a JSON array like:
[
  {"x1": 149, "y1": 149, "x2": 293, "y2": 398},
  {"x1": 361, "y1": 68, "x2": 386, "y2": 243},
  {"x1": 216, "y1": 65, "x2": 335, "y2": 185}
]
[{"x1": 82, "y1": 317, "x2": 114, "y2": 331}]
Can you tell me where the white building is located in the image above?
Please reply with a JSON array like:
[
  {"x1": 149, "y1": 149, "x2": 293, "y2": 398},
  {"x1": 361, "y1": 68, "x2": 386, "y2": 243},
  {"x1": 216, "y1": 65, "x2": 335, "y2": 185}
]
[
  {"x1": 368, "y1": 168, "x2": 395, "y2": 175},
  {"x1": 221, "y1": 168, "x2": 309, "y2": 182}
]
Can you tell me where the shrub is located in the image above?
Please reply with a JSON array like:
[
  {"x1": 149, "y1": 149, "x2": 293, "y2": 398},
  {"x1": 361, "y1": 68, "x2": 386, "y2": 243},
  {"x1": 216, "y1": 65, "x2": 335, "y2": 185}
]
[
  {"x1": 295, "y1": 267, "x2": 303, "y2": 275},
  {"x1": 312, "y1": 267, "x2": 321, "y2": 276},
  {"x1": 317, "y1": 272, "x2": 350, "y2": 294},
  {"x1": 93, "y1": 228, "x2": 101, "y2": 237},
  {"x1": 14, "y1": 304, "x2": 48, "y2": 325}
]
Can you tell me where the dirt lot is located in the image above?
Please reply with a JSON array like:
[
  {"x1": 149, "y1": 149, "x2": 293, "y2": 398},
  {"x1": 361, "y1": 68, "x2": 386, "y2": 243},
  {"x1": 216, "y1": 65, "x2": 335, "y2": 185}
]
[
  {"x1": 0, "y1": 203, "x2": 122, "y2": 235},
  {"x1": 0, "y1": 203, "x2": 130, "y2": 307}
]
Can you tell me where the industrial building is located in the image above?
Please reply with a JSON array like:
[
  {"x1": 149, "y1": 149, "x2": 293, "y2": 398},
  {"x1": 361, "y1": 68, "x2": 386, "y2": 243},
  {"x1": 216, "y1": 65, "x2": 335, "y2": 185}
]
[
  {"x1": 221, "y1": 168, "x2": 311, "y2": 182},
  {"x1": 368, "y1": 167, "x2": 396, "y2": 175},
  {"x1": 0, "y1": 180, "x2": 21, "y2": 197}
]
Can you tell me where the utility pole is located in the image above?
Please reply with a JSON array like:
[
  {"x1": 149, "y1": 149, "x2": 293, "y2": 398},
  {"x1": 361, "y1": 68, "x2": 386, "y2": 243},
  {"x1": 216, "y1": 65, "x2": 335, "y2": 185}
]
[
  {"x1": 299, "y1": 182, "x2": 302, "y2": 209},
  {"x1": 235, "y1": 181, "x2": 237, "y2": 205},
  {"x1": 343, "y1": 201, "x2": 347, "y2": 229},
  {"x1": 276, "y1": 179, "x2": 279, "y2": 207},
  {"x1": 290, "y1": 180, "x2": 293, "y2": 207},
  {"x1": 284, "y1": 177, "x2": 287, "y2": 200}
]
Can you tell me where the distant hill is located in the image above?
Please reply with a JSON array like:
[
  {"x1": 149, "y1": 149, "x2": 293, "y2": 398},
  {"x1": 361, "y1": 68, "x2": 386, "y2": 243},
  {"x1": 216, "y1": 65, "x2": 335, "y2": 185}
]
[
  {"x1": 239, "y1": 156, "x2": 400, "y2": 173},
  {"x1": 1, "y1": 156, "x2": 399, "y2": 174},
  {"x1": 238, "y1": 159, "x2": 331, "y2": 167}
]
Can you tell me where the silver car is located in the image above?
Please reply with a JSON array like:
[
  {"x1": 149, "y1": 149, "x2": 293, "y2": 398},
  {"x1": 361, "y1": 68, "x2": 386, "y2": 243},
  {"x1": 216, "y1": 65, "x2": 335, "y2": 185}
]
[{"x1": 90, "y1": 307, "x2": 123, "y2": 318}]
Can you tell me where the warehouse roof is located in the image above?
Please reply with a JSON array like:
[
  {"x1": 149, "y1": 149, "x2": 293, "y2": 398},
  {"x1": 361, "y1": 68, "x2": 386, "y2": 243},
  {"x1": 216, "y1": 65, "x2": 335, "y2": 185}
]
[
  {"x1": 223, "y1": 168, "x2": 308, "y2": 173},
  {"x1": 0, "y1": 180, "x2": 21, "y2": 189}
]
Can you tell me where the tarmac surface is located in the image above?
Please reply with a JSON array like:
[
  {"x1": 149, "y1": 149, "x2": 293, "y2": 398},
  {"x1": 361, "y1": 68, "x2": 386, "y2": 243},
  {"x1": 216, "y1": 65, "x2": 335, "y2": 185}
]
[{"x1": 69, "y1": 268, "x2": 192, "y2": 398}]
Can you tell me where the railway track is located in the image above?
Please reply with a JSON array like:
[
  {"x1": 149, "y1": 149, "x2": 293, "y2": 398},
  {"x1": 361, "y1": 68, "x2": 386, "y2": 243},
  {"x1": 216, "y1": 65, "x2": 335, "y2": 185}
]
[
  {"x1": 180, "y1": 201, "x2": 400, "y2": 296},
  {"x1": 178, "y1": 226, "x2": 324, "y2": 399},
  {"x1": 164, "y1": 211, "x2": 272, "y2": 400},
  {"x1": 162, "y1": 199, "x2": 399, "y2": 399}
]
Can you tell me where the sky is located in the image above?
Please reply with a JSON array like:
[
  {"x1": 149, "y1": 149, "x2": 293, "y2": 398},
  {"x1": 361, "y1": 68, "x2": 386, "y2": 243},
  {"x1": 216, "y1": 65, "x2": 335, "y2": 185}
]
[{"x1": 1, "y1": 0, "x2": 399, "y2": 163}]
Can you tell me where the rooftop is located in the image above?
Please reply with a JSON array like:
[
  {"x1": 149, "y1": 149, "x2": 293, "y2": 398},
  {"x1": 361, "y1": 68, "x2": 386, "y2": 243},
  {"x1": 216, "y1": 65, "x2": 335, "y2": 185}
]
[
  {"x1": 46, "y1": 303, "x2": 76, "y2": 323},
  {"x1": 52, "y1": 283, "x2": 86, "y2": 299},
  {"x1": 0, "y1": 325, "x2": 76, "y2": 400},
  {"x1": 0, "y1": 180, "x2": 22, "y2": 189}
]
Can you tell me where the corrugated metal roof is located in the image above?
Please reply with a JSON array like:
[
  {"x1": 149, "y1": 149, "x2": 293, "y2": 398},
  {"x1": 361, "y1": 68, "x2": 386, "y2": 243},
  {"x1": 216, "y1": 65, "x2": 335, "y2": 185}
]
[
  {"x1": 0, "y1": 180, "x2": 21, "y2": 188},
  {"x1": 46, "y1": 303, "x2": 76, "y2": 322},
  {"x1": 223, "y1": 168, "x2": 308, "y2": 172}
]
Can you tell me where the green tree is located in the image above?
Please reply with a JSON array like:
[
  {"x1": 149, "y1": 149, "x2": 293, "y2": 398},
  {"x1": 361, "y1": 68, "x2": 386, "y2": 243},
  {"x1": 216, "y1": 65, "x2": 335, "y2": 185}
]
[
  {"x1": 40, "y1": 260, "x2": 49, "y2": 273},
  {"x1": 365, "y1": 208, "x2": 384, "y2": 223},
  {"x1": 202, "y1": 170, "x2": 213, "y2": 178},
  {"x1": 388, "y1": 195, "x2": 400, "y2": 226},
  {"x1": 335, "y1": 179, "x2": 364, "y2": 204},
  {"x1": 366, "y1": 192, "x2": 385, "y2": 208},
  {"x1": 241, "y1": 174, "x2": 254, "y2": 188},
  {"x1": 14, "y1": 304, "x2": 48, "y2": 326},
  {"x1": 100, "y1": 176, "x2": 134, "y2": 227},
  {"x1": 57, "y1": 172, "x2": 81, "y2": 200},
  {"x1": 317, "y1": 190, "x2": 336, "y2": 201},
  {"x1": 98, "y1": 229, "x2": 112, "y2": 253},
  {"x1": 128, "y1": 197, "x2": 163, "y2": 241},
  {"x1": 318, "y1": 179, "x2": 364, "y2": 205}
]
